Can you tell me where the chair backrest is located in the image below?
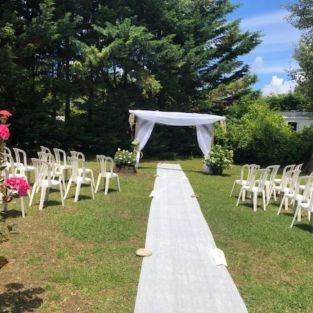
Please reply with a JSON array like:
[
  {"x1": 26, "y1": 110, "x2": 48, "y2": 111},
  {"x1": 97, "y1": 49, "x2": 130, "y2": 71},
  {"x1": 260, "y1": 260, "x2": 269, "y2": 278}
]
[
  {"x1": 72, "y1": 151, "x2": 86, "y2": 168},
  {"x1": 13, "y1": 148, "x2": 27, "y2": 166},
  {"x1": 256, "y1": 168, "x2": 269, "y2": 190},
  {"x1": 289, "y1": 170, "x2": 301, "y2": 191},
  {"x1": 295, "y1": 164, "x2": 303, "y2": 171},
  {"x1": 3, "y1": 152, "x2": 15, "y2": 176},
  {"x1": 239, "y1": 164, "x2": 250, "y2": 182},
  {"x1": 245, "y1": 166, "x2": 257, "y2": 188},
  {"x1": 302, "y1": 175, "x2": 313, "y2": 202},
  {"x1": 32, "y1": 158, "x2": 52, "y2": 186},
  {"x1": 105, "y1": 157, "x2": 115, "y2": 175},
  {"x1": 266, "y1": 165, "x2": 280, "y2": 182},
  {"x1": 40, "y1": 146, "x2": 51, "y2": 154},
  {"x1": 282, "y1": 164, "x2": 295, "y2": 176},
  {"x1": 96, "y1": 155, "x2": 106, "y2": 175},
  {"x1": 4, "y1": 147, "x2": 12, "y2": 157},
  {"x1": 69, "y1": 156, "x2": 86, "y2": 181},
  {"x1": 53, "y1": 148, "x2": 67, "y2": 166},
  {"x1": 247, "y1": 164, "x2": 259, "y2": 181}
]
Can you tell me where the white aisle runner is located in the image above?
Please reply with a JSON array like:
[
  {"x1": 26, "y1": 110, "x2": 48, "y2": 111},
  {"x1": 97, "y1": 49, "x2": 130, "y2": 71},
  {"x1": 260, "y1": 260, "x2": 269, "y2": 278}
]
[{"x1": 134, "y1": 163, "x2": 247, "y2": 313}]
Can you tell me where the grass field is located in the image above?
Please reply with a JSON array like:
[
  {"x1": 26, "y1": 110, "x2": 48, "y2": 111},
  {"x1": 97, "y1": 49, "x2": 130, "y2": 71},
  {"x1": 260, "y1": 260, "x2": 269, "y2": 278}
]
[{"x1": 1, "y1": 159, "x2": 313, "y2": 313}]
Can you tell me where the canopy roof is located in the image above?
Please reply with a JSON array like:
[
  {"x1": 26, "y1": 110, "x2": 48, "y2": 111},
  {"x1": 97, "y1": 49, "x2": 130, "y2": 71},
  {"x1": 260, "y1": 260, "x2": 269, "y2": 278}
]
[{"x1": 129, "y1": 110, "x2": 225, "y2": 126}]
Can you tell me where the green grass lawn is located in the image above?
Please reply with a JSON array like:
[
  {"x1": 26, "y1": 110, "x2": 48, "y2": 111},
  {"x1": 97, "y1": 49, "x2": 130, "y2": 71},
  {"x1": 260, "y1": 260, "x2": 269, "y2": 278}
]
[{"x1": 1, "y1": 159, "x2": 313, "y2": 312}]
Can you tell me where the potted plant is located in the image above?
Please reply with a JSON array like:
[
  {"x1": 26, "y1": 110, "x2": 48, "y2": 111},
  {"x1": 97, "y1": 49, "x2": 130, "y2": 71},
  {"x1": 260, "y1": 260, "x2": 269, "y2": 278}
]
[
  {"x1": 204, "y1": 145, "x2": 233, "y2": 175},
  {"x1": 114, "y1": 148, "x2": 137, "y2": 174}
]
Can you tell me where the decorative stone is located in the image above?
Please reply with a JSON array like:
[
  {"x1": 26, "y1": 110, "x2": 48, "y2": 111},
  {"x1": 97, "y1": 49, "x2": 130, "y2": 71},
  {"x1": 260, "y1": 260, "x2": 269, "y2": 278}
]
[{"x1": 136, "y1": 248, "x2": 152, "y2": 257}]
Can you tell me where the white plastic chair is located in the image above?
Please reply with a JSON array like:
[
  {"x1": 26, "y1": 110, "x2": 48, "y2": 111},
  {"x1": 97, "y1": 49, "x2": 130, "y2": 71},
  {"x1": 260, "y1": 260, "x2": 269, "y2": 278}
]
[
  {"x1": 263, "y1": 165, "x2": 280, "y2": 203},
  {"x1": 64, "y1": 156, "x2": 94, "y2": 202},
  {"x1": 29, "y1": 158, "x2": 64, "y2": 210},
  {"x1": 70, "y1": 151, "x2": 95, "y2": 188},
  {"x1": 3, "y1": 152, "x2": 29, "y2": 217},
  {"x1": 299, "y1": 172, "x2": 313, "y2": 192},
  {"x1": 13, "y1": 148, "x2": 35, "y2": 180},
  {"x1": 95, "y1": 155, "x2": 121, "y2": 194},
  {"x1": 4, "y1": 147, "x2": 19, "y2": 169},
  {"x1": 53, "y1": 148, "x2": 71, "y2": 179},
  {"x1": 236, "y1": 168, "x2": 268, "y2": 212},
  {"x1": 230, "y1": 164, "x2": 259, "y2": 197},
  {"x1": 273, "y1": 164, "x2": 295, "y2": 186},
  {"x1": 290, "y1": 188, "x2": 313, "y2": 228},
  {"x1": 276, "y1": 169, "x2": 301, "y2": 215}
]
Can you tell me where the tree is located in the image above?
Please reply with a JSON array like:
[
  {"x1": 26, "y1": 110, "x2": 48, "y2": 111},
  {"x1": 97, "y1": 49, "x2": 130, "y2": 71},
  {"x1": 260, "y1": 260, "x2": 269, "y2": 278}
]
[
  {"x1": 0, "y1": 0, "x2": 260, "y2": 156},
  {"x1": 288, "y1": 0, "x2": 313, "y2": 111}
]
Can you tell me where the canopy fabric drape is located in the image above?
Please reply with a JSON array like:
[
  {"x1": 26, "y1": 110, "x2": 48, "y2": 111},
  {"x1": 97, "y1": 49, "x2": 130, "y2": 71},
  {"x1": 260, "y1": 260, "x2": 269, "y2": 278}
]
[{"x1": 129, "y1": 110, "x2": 225, "y2": 165}]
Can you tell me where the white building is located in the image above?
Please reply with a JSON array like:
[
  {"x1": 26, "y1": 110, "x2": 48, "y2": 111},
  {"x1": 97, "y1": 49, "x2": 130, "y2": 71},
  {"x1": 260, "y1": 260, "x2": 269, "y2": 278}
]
[{"x1": 280, "y1": 111, "x2": 313, "y2": 132}]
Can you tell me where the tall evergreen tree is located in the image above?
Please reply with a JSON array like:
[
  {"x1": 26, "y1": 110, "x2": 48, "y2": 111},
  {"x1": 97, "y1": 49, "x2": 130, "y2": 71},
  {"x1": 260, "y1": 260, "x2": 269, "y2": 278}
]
[{"x1": 0, "y1": 0, "x2": 260, "y2": 156}]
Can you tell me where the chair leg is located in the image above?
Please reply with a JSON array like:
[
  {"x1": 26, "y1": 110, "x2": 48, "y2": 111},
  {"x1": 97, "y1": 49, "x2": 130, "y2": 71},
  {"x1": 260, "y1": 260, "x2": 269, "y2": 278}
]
[
  {"x1": 291, "y1": 205, "x2": 301, "y2": 228},
  {"x1": 236, "y1": 188, "x2": 243, "y2": 206},
  {"x1": 253, "y1": 192, "x2": 257, "y2": 212},
  {"x1": 90, "y1": 182, "x2": 95, "y2": 200},
  {"x1": 229, "y1": 181, "x2": 236, "y2": 197},
  {"x1": 95, "y1": 174, "x2": 102, "y2": 193},
  {"x1": 267, "y1": 188, "x2": 272, "y2": 205},
  {"x1": 90, "y1": 170, "x2": 95, "y2": 189},
  {"x1": 29, "y1": 183, "x2": 37, "y2": 207},
  {"x1": 242, "y1": 190, "x2": 246, "y2": 201},
  {"x1": 74, "y1": 182, "x2": 81, "y2": 202},
  {"x1": 273, "y1": 189, "x2": 277, "y2": 201},
  {"x1": 262, "y1": 191, "x2": 266, "y2": 211},
  {"x1": 105, "y1": 177, "x2": 110, "y2": 195},
  {"x1": 39, "y1": 187, "x2": 47, "y2": 211},
  {"x1": 63, "y1": 178, "x2": 72, "y2": 200},
  {"x1": 116, "y1": 176, "x2": 121, "y2": 192},
  {"x1": 44, "y1": 188, "x2": 50, "y2": 202},
  {"x1": 277, "y1": 195, "x2": 285, "y2": 216},
  {"x1": 284, "y1": 197, "x2": 289, "y2": 211},
  {"x1": 59, "y1": 184, "x2": 64, "y2": 206},
  {"x1": 20, "y1": 197, "x2": 25, "y2": 218}
]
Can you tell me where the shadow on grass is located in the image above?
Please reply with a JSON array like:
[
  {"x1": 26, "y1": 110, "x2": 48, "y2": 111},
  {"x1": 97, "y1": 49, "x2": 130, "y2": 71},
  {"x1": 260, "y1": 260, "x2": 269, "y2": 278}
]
[
  {"x1": 294, "y1": 223, "x2": 313, "y2": 234},
  {"x1": 0, "y1": 283, "x2": 44, "y2": 313},
  {"x1": 1, "y1": 209, "x2": 22, "y2": 219}
]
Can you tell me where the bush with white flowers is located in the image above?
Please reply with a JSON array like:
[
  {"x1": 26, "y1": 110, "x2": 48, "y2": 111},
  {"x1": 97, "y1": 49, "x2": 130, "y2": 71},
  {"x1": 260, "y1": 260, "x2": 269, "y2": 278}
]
[
  {"x1": 114, "y1": 148, "x2": 137, "y2": 166},
  {"x1": 204, "y1": 145, "x2": 233, "y2": 175}
]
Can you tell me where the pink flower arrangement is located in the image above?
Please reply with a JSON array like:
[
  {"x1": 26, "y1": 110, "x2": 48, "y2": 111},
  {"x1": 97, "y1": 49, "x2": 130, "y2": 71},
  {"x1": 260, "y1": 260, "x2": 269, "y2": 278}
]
[
  {"x1": 4, "y1": 177, "x2": 31, "y2": 197},
  {"x1": 0, "y1": 124, "x2": 10, "y2": 140},
  {"x1": 0, "y1": 110, "x2": 12, "y2": 118}
]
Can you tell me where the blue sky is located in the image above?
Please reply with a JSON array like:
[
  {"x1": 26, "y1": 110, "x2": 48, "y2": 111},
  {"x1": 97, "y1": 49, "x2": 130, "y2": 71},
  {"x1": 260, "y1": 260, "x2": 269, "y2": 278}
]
[{"x1": 229, "y1": 0, "x2": 301, "y2": 95}]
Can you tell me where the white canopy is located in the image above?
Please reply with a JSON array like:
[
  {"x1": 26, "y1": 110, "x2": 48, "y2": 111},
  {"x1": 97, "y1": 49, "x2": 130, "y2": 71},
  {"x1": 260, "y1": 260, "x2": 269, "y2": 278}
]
[{"x1": 129, "y1": 110, "x2": 225, "y2": 165}]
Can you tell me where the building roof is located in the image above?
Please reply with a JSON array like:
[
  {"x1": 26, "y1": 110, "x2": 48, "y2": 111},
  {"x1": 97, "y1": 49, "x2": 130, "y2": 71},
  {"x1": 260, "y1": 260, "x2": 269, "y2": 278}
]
[{"x1": 280, "y1": 111, "x2": 313, "y2": 119}]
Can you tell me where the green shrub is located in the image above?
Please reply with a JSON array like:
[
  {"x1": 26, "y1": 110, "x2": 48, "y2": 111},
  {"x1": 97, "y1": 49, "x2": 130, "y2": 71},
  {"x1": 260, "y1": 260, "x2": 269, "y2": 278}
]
[
  {"x1": 298, "y1": 125, "x2": 313, "y2": 167},
  {"x1": 224, "y1": 102, "x2": 299, "y2": 165}
]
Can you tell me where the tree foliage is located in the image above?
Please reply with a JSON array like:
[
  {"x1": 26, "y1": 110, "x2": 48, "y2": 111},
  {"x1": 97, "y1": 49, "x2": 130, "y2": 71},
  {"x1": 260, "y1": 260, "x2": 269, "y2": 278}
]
[
  {"x1": 288, "y1": 0, "x2": 313, "y2": 111},
  {"x1": 0, "y1": 0, "x2": 259, "y2": 155}
]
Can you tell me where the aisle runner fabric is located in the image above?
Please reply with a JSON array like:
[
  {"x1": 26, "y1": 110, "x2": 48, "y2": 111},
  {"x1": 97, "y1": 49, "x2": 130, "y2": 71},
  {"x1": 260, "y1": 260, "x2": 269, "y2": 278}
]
[{"x1": 134, "y1": 163, "x2": 247, "y2": 313}]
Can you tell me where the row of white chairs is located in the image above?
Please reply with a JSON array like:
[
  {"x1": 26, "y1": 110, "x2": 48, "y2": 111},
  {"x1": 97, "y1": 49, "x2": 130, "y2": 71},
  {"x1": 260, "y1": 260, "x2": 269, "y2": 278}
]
[
  {"x1": 2, "y1": 146, "x2": 121, "y2": 217},
  {"x1": 231, "y1": 163, "x2": 313, "y2": 229}
]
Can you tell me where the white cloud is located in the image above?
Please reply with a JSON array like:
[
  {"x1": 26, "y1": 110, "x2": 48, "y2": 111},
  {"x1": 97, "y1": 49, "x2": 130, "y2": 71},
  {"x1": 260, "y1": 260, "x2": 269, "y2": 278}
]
[
  {"x1": 250, "y1": 56, "x2": 290, "y2": 74},
  {"x1": 253, "y1": 56, "x2": 263, "y2": 68},
  {"x1": 262, "y1": 75, "x2": 297, "y2": 96},
  {"x1": 241, "y1": 10, "x2": 287, "y2": 28}
]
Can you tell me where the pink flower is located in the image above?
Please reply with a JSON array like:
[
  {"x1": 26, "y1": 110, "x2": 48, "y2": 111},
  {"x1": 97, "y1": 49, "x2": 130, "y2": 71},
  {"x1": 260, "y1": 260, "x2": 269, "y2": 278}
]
[
  {"x1": 0, "y1": 110, "x2": 12, "y2": 118},
  {"x1": 4, "y1": 177, "x2": 31, "y2": 197},
  {"x1": 0, "y1": 124, "x2": 10, "y2": 140}
]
